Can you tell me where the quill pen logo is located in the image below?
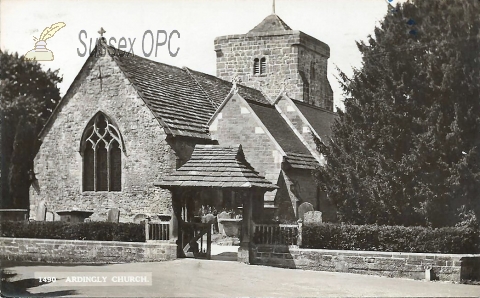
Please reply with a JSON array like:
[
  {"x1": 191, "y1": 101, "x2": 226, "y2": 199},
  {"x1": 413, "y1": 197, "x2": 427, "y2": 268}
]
[{"x1": 25, "y1": 22, "x2": 66, "y2": 61}]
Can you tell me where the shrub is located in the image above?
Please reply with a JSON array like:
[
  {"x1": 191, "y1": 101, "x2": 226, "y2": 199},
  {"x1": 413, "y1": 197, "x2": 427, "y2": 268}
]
[
  {"x1": 0, "y1": 221, "x2": 145, "y2": 242},
  {"x1": 301, "y1": 223, "x2": 480, "y2": 254}
]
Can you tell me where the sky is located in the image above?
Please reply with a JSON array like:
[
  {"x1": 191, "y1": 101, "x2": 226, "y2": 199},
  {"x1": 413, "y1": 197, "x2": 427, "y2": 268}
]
[{"x1": 0, "y1": 0, "x2": 405, "y2": 110}]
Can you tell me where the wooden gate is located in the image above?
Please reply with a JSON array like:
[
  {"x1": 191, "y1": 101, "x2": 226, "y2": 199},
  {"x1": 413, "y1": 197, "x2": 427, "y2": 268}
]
[{"x1": 180, "y1": 222, "x2": 212, "y2": 259}]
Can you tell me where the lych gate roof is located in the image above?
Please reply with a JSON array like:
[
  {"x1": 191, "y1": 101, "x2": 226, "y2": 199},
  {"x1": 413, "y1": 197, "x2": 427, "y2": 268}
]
[
  {"x1": 248, "y1": 14, "x2": 292, "y2": 33},
  {"x1": 155, "y1": 145, "x2": 278, "y2": 190}
]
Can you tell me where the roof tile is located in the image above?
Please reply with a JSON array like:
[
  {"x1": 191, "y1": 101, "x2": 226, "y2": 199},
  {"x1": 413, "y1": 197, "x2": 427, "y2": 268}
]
[{"x1": 155, "y1": 145, "x2": 278, "y2": 190}]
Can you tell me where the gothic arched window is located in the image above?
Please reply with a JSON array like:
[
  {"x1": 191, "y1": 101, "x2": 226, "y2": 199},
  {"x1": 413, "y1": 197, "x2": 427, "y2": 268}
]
[{"x1": 81, "y1": 113, "x2": 123, "y2": 192}]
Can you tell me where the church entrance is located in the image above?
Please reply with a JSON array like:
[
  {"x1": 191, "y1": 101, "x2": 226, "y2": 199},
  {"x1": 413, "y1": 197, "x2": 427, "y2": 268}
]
[
  {"x1": 154, "y1": 144, "x2": 279, "y2": 263},
  {"x1": 177, "y1": 193, "x2": 214, "y2": 259}
]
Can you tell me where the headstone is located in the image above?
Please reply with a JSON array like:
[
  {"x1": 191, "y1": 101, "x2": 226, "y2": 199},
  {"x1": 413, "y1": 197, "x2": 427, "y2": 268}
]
[
  {"x1": 297, "y1": 202, "x2": 314, "y2": 221},
  {"x1": 303, "y1": 211, "x2": 323, "y2": 224},
  {"x1": 45, "y1": 211, "x2": 55, "y2": 222},
  {"x1": 133, "y1": 213, "x2": 149, "y2": 224},
  {"x1": 54, "y1": 212, "x2": 61, "y2": 221},
  {"x1": 107, "y1": 208, "x2": 120, "y2": 223},
  {"x1": 36, "y1": 202, "x2": 47, "y2": 221}
]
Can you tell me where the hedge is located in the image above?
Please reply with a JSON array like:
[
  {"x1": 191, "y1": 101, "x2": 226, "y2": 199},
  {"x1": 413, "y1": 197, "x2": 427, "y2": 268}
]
[
  {"x1": 0, "y1": 221, "x2": 145, "y2": 242},
  {"x1": 301, "y1": 223, "x2": 480, "y2": 254}
]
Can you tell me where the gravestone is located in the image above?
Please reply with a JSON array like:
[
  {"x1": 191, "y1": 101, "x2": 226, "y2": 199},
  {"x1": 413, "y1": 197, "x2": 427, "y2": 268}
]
[
  {"x1": 297, "y1": 202, "x2": 314, "y2": 221},
  {"x1": 36, "y1": 202, "x2": 47, "y2": 221},
  {"x1": 133, "y1": 213, "x2": 149, "y2": 224},
  {"x1": 107, "y1": 208, "x2": 120, "y2": 223},
  {"x1": 303, "y1": 211, "x2": 323, "y2": 224},
  {"x1": 45, "y1": 211, "x2": 55, "y2": 222}
]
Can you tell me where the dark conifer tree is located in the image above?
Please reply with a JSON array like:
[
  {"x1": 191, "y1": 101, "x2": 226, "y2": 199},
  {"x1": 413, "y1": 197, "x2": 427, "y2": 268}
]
[{"x1": 316, "y1": 0, "x2": 480, "y2": 227}]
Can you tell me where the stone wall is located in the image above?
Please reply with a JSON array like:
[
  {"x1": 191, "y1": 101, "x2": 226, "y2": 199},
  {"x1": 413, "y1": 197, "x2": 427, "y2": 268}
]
[
  {"x1": 215, "y1": 31, "x2": 333, "y2": 110},
  {"x1": 251, "y1": 244, "x2": 480, "y2": 282},
  {"x1": 209, "y1": 93, "x2": 283, "y2": 205},
  {"x1": 0, "y1": 237, "x2": 176, "y2": 263},
  {"x1": 30, "y1": 53, "x2": 177, "y2": 222}
]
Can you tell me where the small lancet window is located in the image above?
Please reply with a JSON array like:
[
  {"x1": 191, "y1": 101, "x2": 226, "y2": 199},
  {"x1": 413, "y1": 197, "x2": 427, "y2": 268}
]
[
  {"x1": 253, "y1": 58, "x2": 260, "y2": 75},
  {"x1": 81, "y1": 113, "x2": 123, "y2": 192},
  {"x1": 260, "y1": 57, "x2": 266, "y2": 74}
]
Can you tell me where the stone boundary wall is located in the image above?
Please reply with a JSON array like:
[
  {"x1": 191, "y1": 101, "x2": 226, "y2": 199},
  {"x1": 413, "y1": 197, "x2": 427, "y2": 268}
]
[
  {"x1": 251, "y1": 244, "x2": 480, "y2": 282},
  {"x1": 0, "y1": 237, "x2": 176, "y2": 264}
]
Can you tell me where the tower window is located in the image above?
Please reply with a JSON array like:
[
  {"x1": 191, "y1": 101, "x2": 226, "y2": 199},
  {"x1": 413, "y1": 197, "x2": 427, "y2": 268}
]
[
  {"x1": 253, "y1": 57, "x2": 267, "y2": 75},
  {"x1": 260, "y1": 57, "x2": 266, "y2": 74},
  {"x1": 253, "y1": 58, "x2": 260, "y2": 75},
  {"x1": 81, "y1": 112, "x2": 123, "y2": 192}
]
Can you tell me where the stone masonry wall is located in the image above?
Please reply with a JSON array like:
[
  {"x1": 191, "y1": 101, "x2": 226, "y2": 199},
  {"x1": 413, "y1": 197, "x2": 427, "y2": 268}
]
[
  {"x1": 296, "y1": 35, "x2": 333, "y2": 110},
  {"x1": 252, "y1": 244, "x2": 480, "y2": 282},
  {"x1": 30, "y1": 53, "x2": 177, "y2": 222},
  {"x1": 281, "y1": 169, "x2": 336, "y2": 222},
  {"x1": 215, "y1": 31, "x2": 333, "y2": 110},
  {"x1": 0, "y1": 237, "x2": 176, "y2": 263},
  {"x1": 209, "y1": 94, "x2": 283, "y2": 205}
]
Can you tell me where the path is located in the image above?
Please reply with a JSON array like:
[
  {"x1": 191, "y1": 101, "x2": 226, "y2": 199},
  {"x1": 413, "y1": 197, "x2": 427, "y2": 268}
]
[{"x1": 1, "y1": 247, "x2": 479, "y2": 297}]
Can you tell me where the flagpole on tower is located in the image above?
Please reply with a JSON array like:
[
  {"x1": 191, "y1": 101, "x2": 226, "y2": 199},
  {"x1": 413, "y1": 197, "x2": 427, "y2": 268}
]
[{"x1": 272, "y1": 0, "x2": 275, "y2": 14}]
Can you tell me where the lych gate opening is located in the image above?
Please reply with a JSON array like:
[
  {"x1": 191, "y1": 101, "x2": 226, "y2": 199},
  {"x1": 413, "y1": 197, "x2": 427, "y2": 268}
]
[{"x1": 154, "y1": 144, "x2": 278, "y2": 263}]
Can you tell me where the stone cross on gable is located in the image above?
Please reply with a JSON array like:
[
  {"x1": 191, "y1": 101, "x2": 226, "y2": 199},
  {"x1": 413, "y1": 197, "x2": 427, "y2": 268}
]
[{"x1": 98, "y1": 27, "x2": 106, "y2": 37}]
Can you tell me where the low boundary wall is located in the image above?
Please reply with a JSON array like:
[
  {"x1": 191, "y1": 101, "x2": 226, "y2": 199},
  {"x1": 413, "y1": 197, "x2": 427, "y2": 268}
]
[
  {"x1": 251, "y1": 244, "x2": 480, "y2": 282},
  {"x1": 0, "y1": 237, "x2": 177, "y2": 263}
]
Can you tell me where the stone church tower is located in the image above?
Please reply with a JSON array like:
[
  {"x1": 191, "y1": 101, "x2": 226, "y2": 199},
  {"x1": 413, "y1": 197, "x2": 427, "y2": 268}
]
[{"x1": 214, "y1": 13, "x2": 334, "y2": 110}]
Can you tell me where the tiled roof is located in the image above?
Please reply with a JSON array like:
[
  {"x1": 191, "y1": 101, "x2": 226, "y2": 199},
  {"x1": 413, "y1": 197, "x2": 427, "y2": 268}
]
[
  {"x1": 293, "y1": 100, "x2": 337, "y2": 143},
  {"x1": 248, "y1": 14, "x2": 292, "y2": 33},
  {"x1": 110, "y1": 41, "x2": 269, "y2": 139},
  {"x1": 246, "y1": 101, "x2": 318, "y2": 169},
  {"x1": 113, "y1": 51, "x2": 215, "y2": 139},
  {"x1": 284, "y1": 153, "x2": 318, "y2": 170},
  {"x1": 187, "y1": 69, "x2": 271, "y2": 105},
  {"x1": 155, "y1": 145, "x2": 278, "y2": 190}
]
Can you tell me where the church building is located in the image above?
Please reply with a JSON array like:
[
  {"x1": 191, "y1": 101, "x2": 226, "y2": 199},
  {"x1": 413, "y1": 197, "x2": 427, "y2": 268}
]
[{"x1": 30, "y1": 12, "x2": 337, "y2": 223}]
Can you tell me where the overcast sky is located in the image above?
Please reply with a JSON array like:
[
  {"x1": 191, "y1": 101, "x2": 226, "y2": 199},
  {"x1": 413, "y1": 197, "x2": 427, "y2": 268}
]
[{"x1": 1, "y1": 0, "x2": 405, "y2": 110}]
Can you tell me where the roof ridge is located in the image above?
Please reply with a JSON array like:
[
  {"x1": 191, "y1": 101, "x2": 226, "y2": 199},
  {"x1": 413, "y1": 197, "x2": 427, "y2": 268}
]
[
  {"x1": 183, "y1": 67, "x2": 219, "y2": 111},
  {"x1": 291, "y1": 98, "x2": 336, "y2": 115},
  {"x1": 187, "y1": 69, "x2": 266, "y2": 95},
  {"x1": 107, "y1": 43, "x2": 187, "y2": 72}
]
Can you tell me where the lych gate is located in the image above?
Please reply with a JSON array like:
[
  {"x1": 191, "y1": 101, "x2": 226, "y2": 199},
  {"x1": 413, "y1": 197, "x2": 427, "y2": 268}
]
[{"x1": 154, "y1": 144, "x2": 278, "y2": 263}]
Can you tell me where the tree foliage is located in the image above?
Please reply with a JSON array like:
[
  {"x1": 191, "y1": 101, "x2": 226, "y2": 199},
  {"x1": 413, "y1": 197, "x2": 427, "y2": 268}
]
[
  {"x1": 0, "y1": 51, "x2": 62, "y2": 208},
  {"x1": 316, "y1": 0, "x2": 480, "y2": 227}
]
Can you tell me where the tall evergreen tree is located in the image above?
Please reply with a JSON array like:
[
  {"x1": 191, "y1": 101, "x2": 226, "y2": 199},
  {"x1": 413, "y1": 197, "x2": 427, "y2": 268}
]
[
  {"x1": 0, "y1": 51, "x2": 62, "y2": 208},
  {"x1": 316, "y1": 0, "x2": 480, "y2": 227}
]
